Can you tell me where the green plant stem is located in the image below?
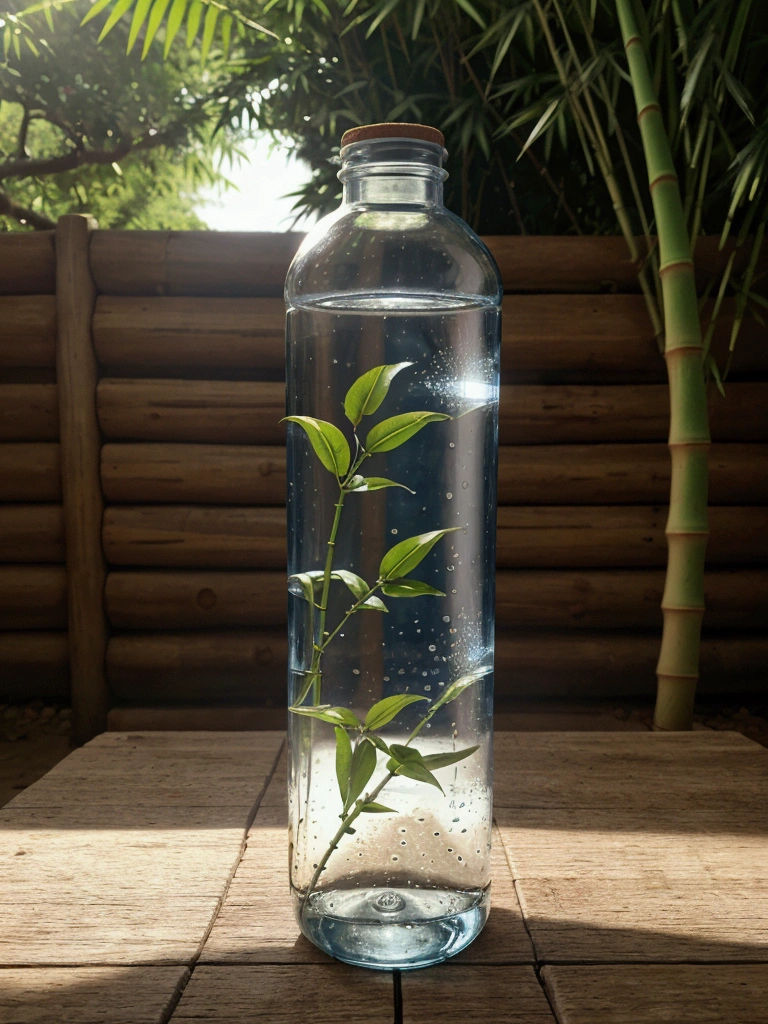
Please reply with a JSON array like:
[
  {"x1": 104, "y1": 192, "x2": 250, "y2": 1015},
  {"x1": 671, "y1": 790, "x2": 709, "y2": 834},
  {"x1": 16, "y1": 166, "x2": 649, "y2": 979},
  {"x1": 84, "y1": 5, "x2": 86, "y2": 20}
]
[{"x1": 616, "y1": 0, "x2": 711, "y2": 732}]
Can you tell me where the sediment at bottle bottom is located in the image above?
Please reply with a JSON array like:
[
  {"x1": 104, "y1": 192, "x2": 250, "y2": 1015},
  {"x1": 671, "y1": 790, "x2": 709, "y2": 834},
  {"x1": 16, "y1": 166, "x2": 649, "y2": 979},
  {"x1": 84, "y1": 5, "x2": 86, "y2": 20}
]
[{"x1": 294, "y1": 884, "x2": 490, "y2": 970}]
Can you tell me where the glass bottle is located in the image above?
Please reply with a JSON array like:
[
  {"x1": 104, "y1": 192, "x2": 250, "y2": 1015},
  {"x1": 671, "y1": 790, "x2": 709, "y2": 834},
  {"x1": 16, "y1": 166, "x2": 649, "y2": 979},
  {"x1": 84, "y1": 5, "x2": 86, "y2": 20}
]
[{"x1": 284, "y1": 123, "x2": 501, "y2": 970}]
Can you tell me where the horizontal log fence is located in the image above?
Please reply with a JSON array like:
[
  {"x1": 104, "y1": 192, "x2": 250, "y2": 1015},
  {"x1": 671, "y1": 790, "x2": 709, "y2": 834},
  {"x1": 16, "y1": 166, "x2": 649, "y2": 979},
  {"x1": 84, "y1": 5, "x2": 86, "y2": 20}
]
[{"x1": 1, "y1": 225, "x2": 767, "y2": 736}]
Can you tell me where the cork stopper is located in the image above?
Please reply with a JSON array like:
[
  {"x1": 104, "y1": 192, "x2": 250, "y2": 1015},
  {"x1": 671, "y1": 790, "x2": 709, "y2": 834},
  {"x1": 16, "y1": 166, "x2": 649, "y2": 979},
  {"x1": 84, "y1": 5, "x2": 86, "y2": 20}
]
[{"x1": 341, "y1": 122, "x2": 444, "y2": 149}]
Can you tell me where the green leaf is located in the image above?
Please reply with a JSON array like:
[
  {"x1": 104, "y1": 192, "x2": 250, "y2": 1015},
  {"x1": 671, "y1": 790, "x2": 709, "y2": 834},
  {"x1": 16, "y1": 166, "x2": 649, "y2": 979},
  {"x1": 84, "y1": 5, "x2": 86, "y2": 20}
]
[
  {"x1": 95, "y1": 0, "x2": 135, "y2": 42},
  {"x1": 330, "y1": 569, "x2": 368, "y2": 599},
  {"x1": 220, "y1": 13, "x2": 232, "y2": 58},
  {"x1": 335, "y1": 725, "x2": 352, "y2": 804},
  {"x1": 347, "y1": 476, "x2": 415, "y2": 494},
  {"x1": 81, "y1": 0, "x2": 118, "y2": 28},
  {"x1": 200, "y1": 1, "x2": 219, "y2": 62},
  {"x1": 369, "y1": 734, "x2": 391, "y2": 754},
  {"x1": 287, "y1": 572, "x2": 317, "y2": 604},
  {"x1": 283, "y1": 416, "x2": 350, "y2": 479},
  {"x1": 289, "y1": 704, "x2": 361, "y2": 727},
  {"x1": 361, "y1": 802, "x2": 398, "y2": 813},
  {"x1": 455, "y1": 0, "x2": 486, "y2": 29},
  {"x1": 381, "y1": 579, "x2": 445, "y2": 598},
  {"x1": 396, "y1": 760, "x2": 444, "y2": 793},
  {"x1": 364, "y1": 695, "x2": 429, "y2": 732},
  {"x1": 388, "y1": 742, "x2": 424, "y2": 763},
  {"x1": 365, "y1": 411, "x2": 449, "y2": 453},
  {"x1": 379, "y1": 527, "x2": 460, "y2": 581},
  {"x1": 345, "y1": 738, "x2": 377, "y2": 811},
  {"x1": 358, "y1": 595, "x2": 388, "y2": 612},
  {"x1": 186, "y1": 0, "x2": 203, "y2": 44},
  {"x1": 141, "y1": 0, "x2": 172, "y2": 57},
  {"x1": 163, "y1": 0, "x2": 188, "y2": 56},
  {"x1": 344, "y1": 362, "x2": 412, "y2": 426},
  {"x1": 428, "y1": 668, "x2": 489, "y2": 715},
  {"x1": 422, "y1": 745, "x2": 479, "y2": 770},
  {"x1": 126, "y1": 0, "x2": 152, "y2": 52}
]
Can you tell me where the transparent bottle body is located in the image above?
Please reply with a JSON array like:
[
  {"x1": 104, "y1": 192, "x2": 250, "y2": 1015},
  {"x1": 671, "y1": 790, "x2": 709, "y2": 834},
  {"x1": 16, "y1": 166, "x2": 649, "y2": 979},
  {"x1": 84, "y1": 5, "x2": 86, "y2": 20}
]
[{"x1": 285, "y1": 141, "x2": 501, "y2": 970}]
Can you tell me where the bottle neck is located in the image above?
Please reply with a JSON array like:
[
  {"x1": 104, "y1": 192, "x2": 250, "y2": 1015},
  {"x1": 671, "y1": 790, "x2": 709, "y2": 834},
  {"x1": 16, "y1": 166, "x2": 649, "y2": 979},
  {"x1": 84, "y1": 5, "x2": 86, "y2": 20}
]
[{"x1": 338, "y1": 138, "x2": 447, "y2": 208}]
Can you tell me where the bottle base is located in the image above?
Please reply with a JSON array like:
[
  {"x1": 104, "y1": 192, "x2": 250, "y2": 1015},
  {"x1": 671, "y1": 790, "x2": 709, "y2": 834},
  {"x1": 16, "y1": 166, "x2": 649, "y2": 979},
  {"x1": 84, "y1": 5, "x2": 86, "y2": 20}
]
[{"x1": 296, "y1": 885, "x2": 490, "y2": 970}]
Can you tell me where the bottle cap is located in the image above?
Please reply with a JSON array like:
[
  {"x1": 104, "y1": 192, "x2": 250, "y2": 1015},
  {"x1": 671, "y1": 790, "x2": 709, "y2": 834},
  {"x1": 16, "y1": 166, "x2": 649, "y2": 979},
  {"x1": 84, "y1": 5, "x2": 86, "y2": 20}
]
[{"x1": 341, "y1": 123, "x2": 444, "y2": 149}]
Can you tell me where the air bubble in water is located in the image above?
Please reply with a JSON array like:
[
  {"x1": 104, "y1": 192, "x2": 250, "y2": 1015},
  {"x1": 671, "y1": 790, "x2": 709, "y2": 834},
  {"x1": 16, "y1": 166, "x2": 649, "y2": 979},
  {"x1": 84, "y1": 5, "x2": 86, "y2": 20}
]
[
  {"x1": 429, "y1": 644, "x2": 436, "y2": 652},
  {"x1": 443, "y1": 615, "x2": 451, "y2": 623}
]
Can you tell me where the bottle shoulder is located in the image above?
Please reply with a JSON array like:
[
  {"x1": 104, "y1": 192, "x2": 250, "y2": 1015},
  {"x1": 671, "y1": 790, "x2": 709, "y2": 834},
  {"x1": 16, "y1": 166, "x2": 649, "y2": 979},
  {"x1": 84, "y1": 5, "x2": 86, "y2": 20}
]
[{"x1": 285, "y1": 206, "x2": 502, "y2": 306}]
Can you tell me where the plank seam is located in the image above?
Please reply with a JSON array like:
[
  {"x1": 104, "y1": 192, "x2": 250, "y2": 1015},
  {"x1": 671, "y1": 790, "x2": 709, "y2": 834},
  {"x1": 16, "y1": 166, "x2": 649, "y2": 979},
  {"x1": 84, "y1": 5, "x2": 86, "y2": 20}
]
[{"x1": 161, "y1": 735, "x2": 286, "y2": 1023}]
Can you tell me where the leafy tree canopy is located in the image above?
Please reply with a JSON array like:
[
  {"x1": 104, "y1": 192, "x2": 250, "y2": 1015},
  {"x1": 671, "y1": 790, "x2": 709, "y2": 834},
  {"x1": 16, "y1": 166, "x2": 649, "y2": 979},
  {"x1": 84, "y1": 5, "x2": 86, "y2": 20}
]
[{"x1": 0, "y1": 0, "x2": 243, "y2": 229}]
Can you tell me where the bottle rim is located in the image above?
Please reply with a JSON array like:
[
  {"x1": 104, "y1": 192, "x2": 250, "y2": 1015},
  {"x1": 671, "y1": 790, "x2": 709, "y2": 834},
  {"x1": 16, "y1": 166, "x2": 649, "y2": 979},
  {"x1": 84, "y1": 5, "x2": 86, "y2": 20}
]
[{"x1": 341, "y1": 122, "x2": 444, "y2": 149}]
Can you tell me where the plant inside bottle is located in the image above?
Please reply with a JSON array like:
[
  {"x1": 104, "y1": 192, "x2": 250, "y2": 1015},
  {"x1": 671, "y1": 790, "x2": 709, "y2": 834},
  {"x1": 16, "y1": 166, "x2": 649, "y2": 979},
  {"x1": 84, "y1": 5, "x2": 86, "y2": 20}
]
[{"x1": 284, "y1": 360, "x2": 484, "y2": 921}]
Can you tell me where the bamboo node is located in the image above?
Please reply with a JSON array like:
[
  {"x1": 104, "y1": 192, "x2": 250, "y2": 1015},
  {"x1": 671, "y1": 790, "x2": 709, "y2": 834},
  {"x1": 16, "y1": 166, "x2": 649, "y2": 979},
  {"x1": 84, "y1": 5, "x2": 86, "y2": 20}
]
[
  {"x1": 658, "y1": 257, "x2": 694, "y2": 276},
  {"x1": 637, "y1": 103, "x2": 663, "y2": 125},
  {"x1": 649, "y1": 171, "x2": 678, "y2": 191},
  {"x1": 624, "y1": 34, "x2": 642, "y2": 51}
]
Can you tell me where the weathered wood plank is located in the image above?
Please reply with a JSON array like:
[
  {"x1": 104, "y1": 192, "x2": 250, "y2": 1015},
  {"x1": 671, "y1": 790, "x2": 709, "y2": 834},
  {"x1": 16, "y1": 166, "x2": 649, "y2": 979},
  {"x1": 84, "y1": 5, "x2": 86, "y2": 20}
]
[
  {"x1": 542, "y1": 964, "x2": 768, "y2": 1024},
  {"x1": 170, "y1": 964, "x2": 394, "y2": 1023},
  {"x1": 87, "y1": 232, "x2": 765, "y2": 296},
  {"x1": 496, "y1": 505, "x2": 768, "y2": 567},
  {"x1": 91, "y1": 294, "x2": 768, "y2": 382},
  {"x1": 0, "y1": 966, "x2": 189, "y2": 1024},
  {"x1": 102, "y1": 506, "x2": 286, "y2": 568},
  {"x1": 98, "y1": 442, "x2": 768, "y2": 506},
  {"x1": 106, "y1": 631, "x2": 287, "y2": 704},
  {"x1": 101, "y1": 444, "x2": 286, "y2": 505},
  {"x1": 97, "y1": 378, "x2": 286, "y2": 444},
  {"x1": 492, "y1": 731, "x2": 768, "y2": 811},
  {"x1": 0, "y1": 443, "x2": 61, "y2": 500},
  {"x1": 102, "y1": 504, "x2": 768, "y2": 570},
  {"x1": 106, "y1": 707, "x2": 289, "y2": 731},
  {"x1": 102, "y1": 632, "x2": 768, "y2": 706},
  {"x1": 0, "y1": 631, "x2": 69, "y2": 701},
  {"x1": 0, "y1": 731, "x2": 284, "y2": 965},
  {"x1": 89, "y1": 230, "x2": 304, "y2": 297},
  {"x1": 401, "y1": 966, "x2": 556, "y2": 1023},
  {"x1": 0, "y1": 297, "x2": 56, "y2": 368},
  {"x1": 103, "y1": 568, "x2": 768, "y2": 631},
  {"x1": 56, "y1": 216, "x2": 108, "y2": 743},
  {"x1": 96, "y1": 379, "x2": 768, "y2": 445},
  {"x1": 0, "y1": 231, "x2": 56, "y2": 295},
  {"x1": 0, "y1": 505, "x2": 64, "y2": 563},
  {"x1": 0, "y1": 384, "x2": 58, "y2": 441},
  {"x1": 0, "y1": 566, "x2": 67, "y2": 629}
]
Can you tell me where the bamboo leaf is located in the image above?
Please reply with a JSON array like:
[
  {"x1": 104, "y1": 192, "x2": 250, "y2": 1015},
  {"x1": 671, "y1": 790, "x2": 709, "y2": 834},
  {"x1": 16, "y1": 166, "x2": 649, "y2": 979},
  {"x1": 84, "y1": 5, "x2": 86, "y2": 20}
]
[
  {"x1": 421, "y1": 745, "x2": 479, "y2": 769},
  {"x1": 200, "y1": 1, "x2": 219, "y2": 62},
  {"x1": 95, "y1": 0, "x2": 135, "y2": 42},
  {"x1": 518, "y1": 98, "x2": 560, "y2": 159},
  {"x1": 396, "y1": 760, "x2": 444, "y2": 793},
  {"x1": 365, "y1": 411, "x2": 449, "y2": 453},
  {"x1": 365, "y1": 0, "x2": 400, "y2": 39},
  {"x1": 141, "y1": 0, "x2": 172, "y2": 57},
  {"x1": 126, "y1": 0, "x2": 152, "y2": 52},
  {"x1": 364, "y1": 694, "x2": 429, "y2": 731},
  {"x1": 426, "y1": 668, "x2": 489, "y2": 715},
  {"x1": 220, "y1": 12, "x2": 232, "y2": 58},
  {"x1": 388, "y1": 742, "x2": 423, "y2": 763},
  {"x1": 344, "y1": 361, "x2": 412, "y2": 426},
  {"x1": 361, "y1": 801, "x2": 398, "y2": 813},
  {"x1": 345, "y1": 738, "x2": 377, "y2": 811},
  {"x1": 411, "y1": 0, "x2": 425, "y2": 39},
  {"x1": 283, "y1": 416, "x2": 350, "y2": 478},
  {"x1": 454, "y1": 0, "x2": 486, "y2": 30},
  {"x1": 335, "y1": 725, "x2": 352, "y2": 804},
  {"x1": 289, "y1": 704, "x2": 361, "y2": 727},
  {"x1": 358, "y1": 595, "x2": 389, "y2": 612},
  {"x1": 186, "y1": 0, "x2": 202, "y2": 44},
  {"x1": 380, "y1": 579, "x2": 445, "y2": 597},
  {"x1": 81, "y1": 0, "x2": 119, "y2": 28},
  {"x1": 330, "y1": 569, "x2": 369, "y2": 599},
  {"x1": 163, "y1": 0, "x2": 188, "y2": 57},
  {"x1": 347, "y1": 476, "x2": 415, "y2": 494},
  {"x1": 287, "y1": 572, "x2": 318, "y2": 603},
  {"x1": 369, "y1": 734, "x2": 391, "y2": 754},
  {"x1": 379, "y1": 527, "x2": 460, "y2": 581}
]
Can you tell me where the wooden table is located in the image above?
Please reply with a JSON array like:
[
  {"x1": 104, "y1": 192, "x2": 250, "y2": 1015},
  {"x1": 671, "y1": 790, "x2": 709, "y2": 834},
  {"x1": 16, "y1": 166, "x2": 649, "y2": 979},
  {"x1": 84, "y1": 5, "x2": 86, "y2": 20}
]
[{"x1": 1, "y1": 731, "x2": 766, "y2": 1023}]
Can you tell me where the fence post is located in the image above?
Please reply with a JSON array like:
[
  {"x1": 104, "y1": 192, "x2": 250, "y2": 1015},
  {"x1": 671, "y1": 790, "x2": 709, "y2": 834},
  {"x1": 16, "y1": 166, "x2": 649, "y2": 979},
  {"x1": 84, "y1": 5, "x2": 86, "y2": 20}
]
[{"x1": 56, "y1": 214, "x2": 107, "y2": 742}]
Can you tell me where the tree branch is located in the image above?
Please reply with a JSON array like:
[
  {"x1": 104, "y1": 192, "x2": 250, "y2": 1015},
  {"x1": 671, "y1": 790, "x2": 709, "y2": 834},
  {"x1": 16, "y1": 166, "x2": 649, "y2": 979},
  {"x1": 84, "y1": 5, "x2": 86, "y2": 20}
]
[
  {"x1": 17, "y1": 106, "x2": 31, "y2": 159},
  {"x1": 0, "y1": 190, "x2": 55, "y2": 230},
  {"x1": 0, "y1": 128, "x2": 180, "y2": 181}
]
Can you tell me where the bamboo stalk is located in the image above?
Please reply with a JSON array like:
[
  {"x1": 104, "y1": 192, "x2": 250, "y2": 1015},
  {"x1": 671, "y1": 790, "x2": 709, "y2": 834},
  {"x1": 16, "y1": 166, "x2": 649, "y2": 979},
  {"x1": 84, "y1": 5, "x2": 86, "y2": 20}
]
[{"x1": 616, "y1": 0, "x2": 711, "y2": 731}]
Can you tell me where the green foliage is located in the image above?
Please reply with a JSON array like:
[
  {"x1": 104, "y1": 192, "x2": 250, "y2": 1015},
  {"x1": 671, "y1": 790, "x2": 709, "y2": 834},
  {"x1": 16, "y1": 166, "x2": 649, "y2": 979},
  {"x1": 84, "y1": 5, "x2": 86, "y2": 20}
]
[
  {"x1": 343, "y1": 360, "x2": 412, "y2": 425},
  {"x1": 363, "y1": 693, "x2": 428, "y2": 731},
  {"x1": 0, "y1": 0, "x2": 243, "y2": 229},
  {"x1": 365, "y1": 411, "x2": 451, "y2": 453},
  {"x1": 282, "y1": 415, "x2": 351, "y2": 478},
  {"x1": 379, "y1": 527, "x2": 460, "y2": 581}
]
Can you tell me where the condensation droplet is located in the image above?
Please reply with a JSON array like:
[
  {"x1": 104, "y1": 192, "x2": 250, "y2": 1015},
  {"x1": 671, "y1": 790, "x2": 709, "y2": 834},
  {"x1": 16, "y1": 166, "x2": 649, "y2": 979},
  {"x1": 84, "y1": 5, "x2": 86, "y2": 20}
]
[
  {"x1": 462, "y1": 481, "x2": 469, "y2": 489},
  {"x1": 352, "y1": 668, "x2": 360, "y2": 675},
  {"x1": 446, "y1": 492, "x2": 453, "y2": 499},
  {"x1": 443, "y1": 615, "x2": 451, "y2": 623},
  {"x1": 428, "y1": 645, "x2": 436, "y2": 652},
  {"x1": 391, "y1": 528, "x2": 398, "y2": 535}
]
